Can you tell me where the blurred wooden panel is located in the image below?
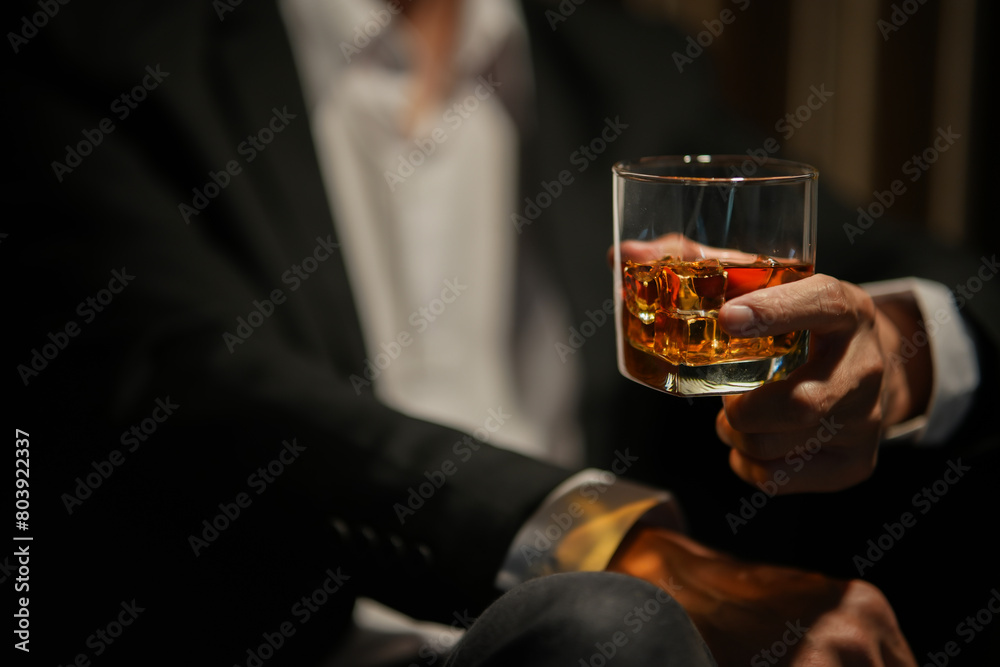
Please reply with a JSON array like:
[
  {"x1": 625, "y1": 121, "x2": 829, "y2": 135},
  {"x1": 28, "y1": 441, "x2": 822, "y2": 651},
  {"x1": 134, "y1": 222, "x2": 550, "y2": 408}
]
[
  {"x1": 786, "y1": 0, "x2": 879, "y2": 207},
  {"x1": 926, "y1": 0, "x2": 975, "y2": 244},
  {"x1": 633, "y1": 0, "x2": 980, "y2": 246},
  {"x1": 872, "y1": 0, "x2": 941, "y2": 232}
]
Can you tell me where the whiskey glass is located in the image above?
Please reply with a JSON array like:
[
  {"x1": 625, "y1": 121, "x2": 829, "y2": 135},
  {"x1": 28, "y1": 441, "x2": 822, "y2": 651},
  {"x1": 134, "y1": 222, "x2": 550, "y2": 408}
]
[{"x1": 613, "y1": 155, "x2": 818, "y2": 396}]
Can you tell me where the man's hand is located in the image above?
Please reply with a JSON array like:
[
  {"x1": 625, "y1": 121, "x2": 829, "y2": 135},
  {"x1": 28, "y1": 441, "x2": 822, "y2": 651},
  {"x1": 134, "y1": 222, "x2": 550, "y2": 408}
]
[
  {"x1": 716, "y1": 274, "x2": 932, "y2": 493},
  {"x1": 607, "y1": 526, "x2": 917, "y2": 667}
]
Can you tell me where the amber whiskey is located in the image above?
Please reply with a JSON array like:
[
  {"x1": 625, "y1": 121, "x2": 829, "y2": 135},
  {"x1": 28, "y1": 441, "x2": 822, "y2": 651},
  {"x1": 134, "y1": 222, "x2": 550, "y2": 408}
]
[{"x1": 620, "y1": 255, "x2": 813, "y2": 393}]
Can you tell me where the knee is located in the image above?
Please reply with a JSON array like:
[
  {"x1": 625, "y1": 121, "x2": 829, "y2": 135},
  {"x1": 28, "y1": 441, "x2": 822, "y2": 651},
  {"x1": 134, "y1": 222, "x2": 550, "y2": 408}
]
[{"x1": 447, "y1": 572, "x2": 714, "y2": 667}]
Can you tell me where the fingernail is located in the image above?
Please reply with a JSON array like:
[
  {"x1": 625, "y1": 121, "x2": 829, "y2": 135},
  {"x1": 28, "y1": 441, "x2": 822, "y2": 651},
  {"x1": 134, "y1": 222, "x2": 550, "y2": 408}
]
[{"x1": 722, "y1": 305, "x2": 757, "y2": 334}]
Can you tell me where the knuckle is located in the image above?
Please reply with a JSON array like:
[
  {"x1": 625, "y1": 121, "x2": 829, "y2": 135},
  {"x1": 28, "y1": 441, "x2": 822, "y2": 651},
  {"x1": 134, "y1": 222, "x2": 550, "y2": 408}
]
[
  {"x1": 796, "y1": 581, "x2": 898, "y2": 667},
  {"x1": 747, "y1": 289, "x2": 791, "y2": 331},
  {"x1": 858, "y1": 296, "x2": 877, "y2": 324},
  {"x1": 863, "y1": 347, "x2": 886, "y2": 379},
  {"x1": 851, "y1": 353, "x2": 886, "y2": 402},
  {"x1": 851, "y1": 357, "x2": 887, "y2": 420},
  {"x1": 845, "y1": 579, "x2": 905, "y2": 628},
  {"x1": 789, "y1": 380, "x2": 833, "y2": 424},
  {"x1": 865, "y1": 400, "x2": 885, "y2": 434},
  {"x1": 816, "y1": 276, "x2": 852, "y2": 319},
  {"x1": 845, "y1": 579, "x2": 893, "y2": 618}
]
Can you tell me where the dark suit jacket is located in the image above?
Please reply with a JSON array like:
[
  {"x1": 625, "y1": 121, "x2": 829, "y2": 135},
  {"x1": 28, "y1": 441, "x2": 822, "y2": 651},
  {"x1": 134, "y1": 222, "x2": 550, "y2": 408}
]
[{"x1": 6, "y1": 0, "x2": 999, "y2": 663}]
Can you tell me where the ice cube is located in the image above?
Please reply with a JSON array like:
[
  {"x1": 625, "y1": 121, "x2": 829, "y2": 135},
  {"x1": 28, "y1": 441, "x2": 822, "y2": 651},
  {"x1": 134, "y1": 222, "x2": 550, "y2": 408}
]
[
  {"x1": 655, "y1": 312, "x2": 729, "y2": 365},
  {"x1": 663, "y1": 258, "x2": 727, "y2": 313},
  {"x1": 623, "y1": 260, "x2": 661, "y2": 324}
]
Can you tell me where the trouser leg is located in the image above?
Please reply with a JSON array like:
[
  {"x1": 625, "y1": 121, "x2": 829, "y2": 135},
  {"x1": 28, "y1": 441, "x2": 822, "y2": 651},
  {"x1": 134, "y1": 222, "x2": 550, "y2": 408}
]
[{"x1": 445, "y1": 571, "x2": 716, "y2": 667}]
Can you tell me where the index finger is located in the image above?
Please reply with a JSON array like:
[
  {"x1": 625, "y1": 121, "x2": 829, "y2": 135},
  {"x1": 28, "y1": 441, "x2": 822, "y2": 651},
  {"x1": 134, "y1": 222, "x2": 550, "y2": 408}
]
[
  {"x1": 618, "y1": 233, "x2": 759, "y2": 264},
  {"x1": 719, "y1": 274, "x2": 875, "y2": 338}
]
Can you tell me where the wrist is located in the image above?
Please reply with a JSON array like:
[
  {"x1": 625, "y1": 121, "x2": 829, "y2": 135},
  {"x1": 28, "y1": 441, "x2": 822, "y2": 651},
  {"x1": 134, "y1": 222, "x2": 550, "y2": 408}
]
[
  {"x1": 875, "y1": 296, "x2": 932, "y2": 428},
  {"x1": 606, "y1": 524, "x2": 689, "y2": 583}
]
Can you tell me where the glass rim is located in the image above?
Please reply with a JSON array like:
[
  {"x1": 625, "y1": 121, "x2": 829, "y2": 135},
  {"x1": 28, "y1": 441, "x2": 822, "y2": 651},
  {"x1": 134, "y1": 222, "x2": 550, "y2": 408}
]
[{"x1": 613, "y1": 154, "x2": 818, "y2": 185}]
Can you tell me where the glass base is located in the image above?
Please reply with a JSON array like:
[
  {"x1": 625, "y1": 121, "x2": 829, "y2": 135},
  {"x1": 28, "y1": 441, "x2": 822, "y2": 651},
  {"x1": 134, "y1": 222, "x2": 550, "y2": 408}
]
[{"x1": 621, "y1": 333, "x2": 809, "y2": 396}]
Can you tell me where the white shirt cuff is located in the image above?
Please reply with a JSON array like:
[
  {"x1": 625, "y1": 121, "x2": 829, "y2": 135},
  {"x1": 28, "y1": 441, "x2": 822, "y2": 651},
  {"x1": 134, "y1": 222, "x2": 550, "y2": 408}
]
[{"x1": 862, "y1": 278, "x2": 979, "y2": 445}]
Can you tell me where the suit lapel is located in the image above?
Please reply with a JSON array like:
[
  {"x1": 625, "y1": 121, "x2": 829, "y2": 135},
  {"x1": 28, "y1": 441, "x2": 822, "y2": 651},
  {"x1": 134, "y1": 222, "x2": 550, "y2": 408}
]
[{"x1": 210, "y1": 0, "x2": 371, "y2": 375}]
